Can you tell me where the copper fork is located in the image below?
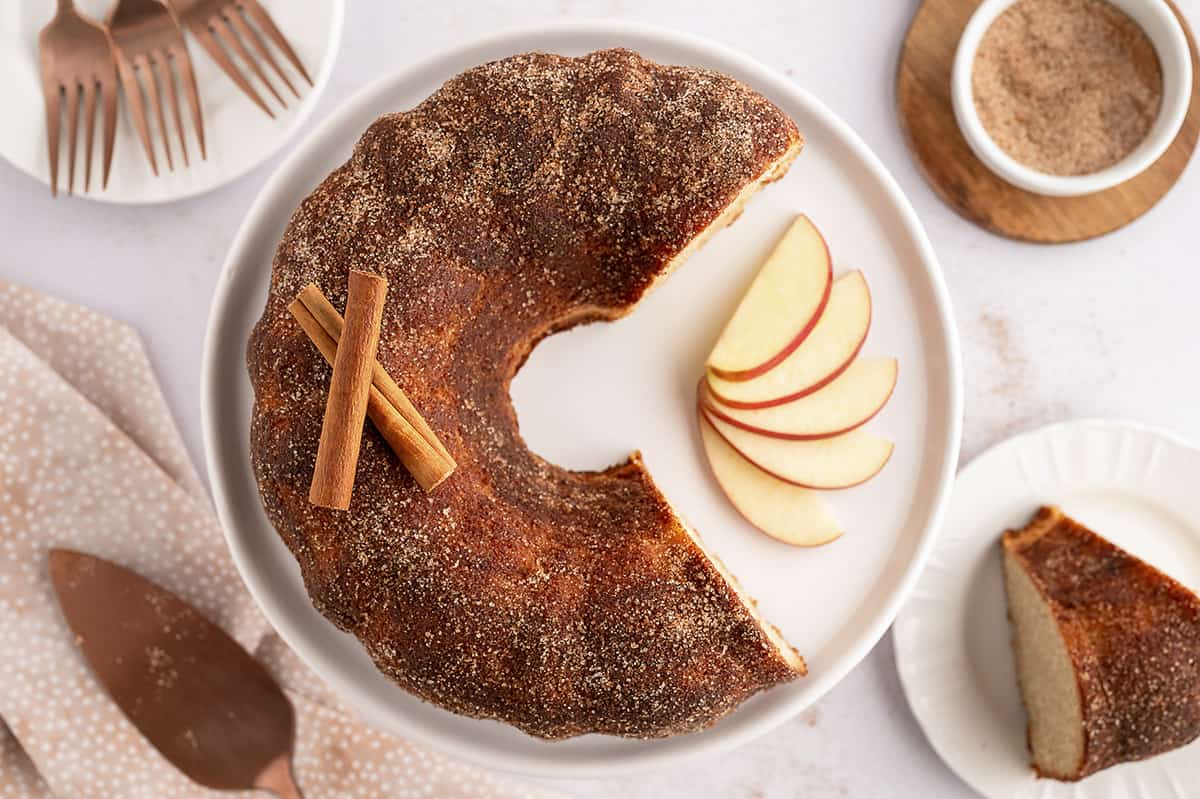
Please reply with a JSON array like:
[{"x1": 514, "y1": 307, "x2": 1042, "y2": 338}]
[
  {"x1": 107, "y1": 0, "x2": 205, "y2": 175},
  {"x1": 168, "y1": 0, "x2": 312, "y2": 119},
  {"x1": 38, "y1": 0, "x2": 119, "y2": 196}
]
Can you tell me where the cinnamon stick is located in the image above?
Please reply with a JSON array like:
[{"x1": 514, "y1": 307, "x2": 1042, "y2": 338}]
[
  {"x1": 288, "y1": 298, "x2": 454, "y2": 491},
  {"x1": 296, "y1": 283, "x2": 455, "y2": 466},
  {"x1": 308, "y1": 270, "x2": 388, "y2": 510}
]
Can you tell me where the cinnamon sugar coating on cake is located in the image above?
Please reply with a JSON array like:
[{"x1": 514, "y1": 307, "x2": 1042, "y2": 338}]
[
  {"x1": 1003, "y1": 506, "x2": 1200, "y2": 778},
  {"x1": 247, "y1": 48, "x2": 804, "y2": 739}
]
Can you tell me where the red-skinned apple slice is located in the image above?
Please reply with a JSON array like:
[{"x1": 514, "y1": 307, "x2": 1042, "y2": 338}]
[
  {"x1": 708, "y1": 270, "x2": 871, "y2": 410},
  {"x1": 698, "y1": 409, "x2": 843, "y2": 547},
  {"x1": 701, "y1": 358, "x2": 898, "y2": 440},
  {"x1": 701, "y1": 406, "x2": 893, "y2": 489},
  {"x1": 706, "y1": 215, "x2": 833, "y2": 381}
]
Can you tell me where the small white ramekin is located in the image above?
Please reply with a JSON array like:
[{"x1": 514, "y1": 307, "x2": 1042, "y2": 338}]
[{"x1": 951, "y1": 0, "x2": 1193, "y2": 197}]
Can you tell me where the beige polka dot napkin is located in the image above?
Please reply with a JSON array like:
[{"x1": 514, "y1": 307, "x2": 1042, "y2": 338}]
[{"x1": 0, "y1": 282, "x2": 560, "y2": 799}]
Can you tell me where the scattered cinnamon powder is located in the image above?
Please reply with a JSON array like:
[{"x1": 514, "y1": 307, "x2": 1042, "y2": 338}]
[{"x1": 972, "y1": 0, "x2": 1163, "y2": 176}]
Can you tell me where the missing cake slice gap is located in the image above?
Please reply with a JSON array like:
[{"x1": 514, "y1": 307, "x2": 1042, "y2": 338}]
[{"x1": 1001, "y1": 506, "x2": 1200, "y2": 781}]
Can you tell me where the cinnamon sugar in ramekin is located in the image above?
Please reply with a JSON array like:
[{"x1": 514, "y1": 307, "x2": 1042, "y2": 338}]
[{"x1": 972, "y1": 0, "x2": 1163, "y2": 176}]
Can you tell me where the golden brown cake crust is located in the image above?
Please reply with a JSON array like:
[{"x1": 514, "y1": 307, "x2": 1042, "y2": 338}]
[
  {"x1": 1003, "y1": 506, "x2": 1200, "y2": 779},
  {"x1": 247, "y1": 48, "x2": 805, "y2": 739}
]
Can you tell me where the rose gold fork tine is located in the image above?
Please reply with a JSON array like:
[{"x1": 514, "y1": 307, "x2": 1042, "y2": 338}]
[
  {"x1": 115, "y1": 51, "x2": 158, "y2": 175},
  {"x1": 40, "y1": 0, "x2": 118, "y2": 196},
  {"x1": 192, "y1": 24, "x2": 273, "y2": 118},
  {"x1": 173, "y1": 44, "x2": 205, "y2": 160},
  {"x1": 141, "y1": 53, "x2": 173, "y2": 171},
  {"x1": 154, "y1": 53, "x2": 188, "y2": 167},
  {"x1": 42, "y1": 77, "x2": 61, "y2": 196},
  {"x1": 65, "y1": 81, "x2": 80, "y2": 194},
  {"x1": 210, "y1": 14, "x2": 283, "y2": 107},
  {"x1": 240, "y1": 0, "x2": 310, "y2": 86},
  {"x1": 101, "y1": 76, "x2": 117, "y2": 187},
  {"x1": 226, "y1": 8, "x2": 296, "y2": 98},
  {"x1": 81, "y1": 79, "x2": 97, "y2": 192}
]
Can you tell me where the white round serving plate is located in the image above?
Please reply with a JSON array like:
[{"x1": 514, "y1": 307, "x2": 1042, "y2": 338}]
[
  {"x1": 203, "y1": 21, "x2": 962, "y2": 778},
  {"x1": 895, "y1": 420, "x2": 1200, "y2": 798},
  {"x1": 0, "y1": 0, "x2": 343, "y2": 204}
]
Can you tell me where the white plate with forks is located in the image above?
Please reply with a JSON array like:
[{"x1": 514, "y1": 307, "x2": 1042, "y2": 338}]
[{"x1": 0, "y1": 0, "x2": 342, "y2": 203}]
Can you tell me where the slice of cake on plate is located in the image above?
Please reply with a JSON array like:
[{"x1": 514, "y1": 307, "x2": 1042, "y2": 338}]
[{"x1": 1002, "y1": 506, "x2": 1200, "y2": 780}]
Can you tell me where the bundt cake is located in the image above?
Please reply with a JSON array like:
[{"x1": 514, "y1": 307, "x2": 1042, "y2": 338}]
[
  {"x1": 248, "y1": 48, "x2": 805, "y2": 739},
  {"x1": 1002, "y1": 506, "x2": 1200, "y2": 779}
]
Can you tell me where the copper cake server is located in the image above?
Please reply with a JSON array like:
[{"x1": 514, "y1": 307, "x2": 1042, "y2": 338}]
[{"x1": 48, "y1": 549, "x2": 303, "y2": 798}]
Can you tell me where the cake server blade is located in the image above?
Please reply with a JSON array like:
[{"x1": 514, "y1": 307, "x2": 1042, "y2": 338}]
[{"x1": 48, "y1": 548, "x2": 302, "y2": 797}]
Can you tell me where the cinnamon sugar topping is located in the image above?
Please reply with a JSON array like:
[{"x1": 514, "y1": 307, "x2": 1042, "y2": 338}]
[{"x1": 972, "y1": 0, "x2": 1163, "y2": 176}]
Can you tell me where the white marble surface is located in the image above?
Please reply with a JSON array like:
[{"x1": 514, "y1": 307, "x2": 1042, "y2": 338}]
[{"x1": 3, "y1": 1, "x2": 1199, "y2": 796}]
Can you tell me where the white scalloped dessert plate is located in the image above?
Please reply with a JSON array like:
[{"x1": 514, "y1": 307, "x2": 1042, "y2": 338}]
[
  {"x1": 895, "y1": 420, "x2": 1200, "y2": 798},
  {"x1": 203, "y1": 22, "x2": 961, "y2": 778}
]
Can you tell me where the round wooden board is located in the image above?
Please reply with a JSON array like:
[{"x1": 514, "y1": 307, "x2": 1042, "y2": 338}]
[{"x1": 898, "y1": 0, "x2": 1200, "y2": 243}]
